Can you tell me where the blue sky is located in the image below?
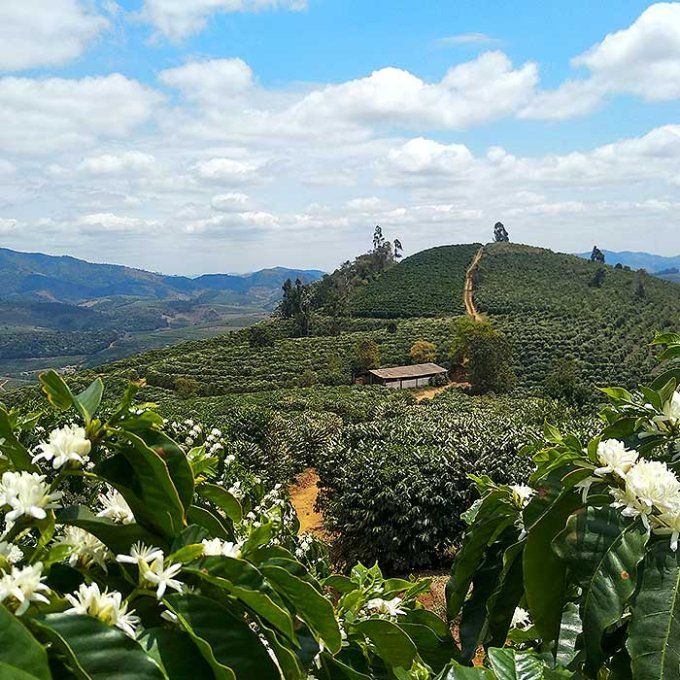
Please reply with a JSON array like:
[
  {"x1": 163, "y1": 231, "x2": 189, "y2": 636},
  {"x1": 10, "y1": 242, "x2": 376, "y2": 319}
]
[{"x1": 0, "y1": 1, "x2": 678, "y2": 274}]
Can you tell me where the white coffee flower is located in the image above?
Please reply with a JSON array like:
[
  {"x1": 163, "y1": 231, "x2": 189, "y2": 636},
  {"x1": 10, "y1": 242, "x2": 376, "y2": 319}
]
[
  {"x1": 201, "y1": 538, "x2": 242, "y2": 559},
  {"x1": 116, "y1": 543, "x2": 182, "y2": 600},
  {"x1": 58, "y1": 527, "x2": 110, "y2": 569},
  {"x1": 611, "y1": 459, "x2": 680, "y2": 524},
  {"x1": 0, "y1": 471, "x2": 62, "y2": 522},
  {"x1": 97, "y1": 488, "x2": 134, "y2": 524},
  {"x1": 65, "y1": 582, "x2": 139, "y2": 638},
  {"x1": 211, "y1": 428, "x2": 222, "y2": 438},
  {"x1": 511, "y1": 607, "x2": 531, "y2": 629},
  {"x1": 653, "y1": 390, "x2": 680, "y2": 431},
  {"x1": 365, "y1": 597, "x2": 405, "y2": 617},
  {"x1": 142, "y1": 555, "x2": 183, "y2": 600},
  {"x1": 651, "y1": 501, "x2": 680, "y2": 551},
  {"x1": 510, "y1": 484, "x2": 535, "y2": 509},
  {"x1": 33, "y1": 425, "x2": 91, "y2": 469},
  {"x1": 116, "y1": 542, "x2": 164, "y2": 567},
  {"x1": 0, "y1": 541, "x2": 23, "y2": 564},
  {"x1": 0, "y1": 562, "x2": 50, "y2": 615},
  {"x1": 595, "y1": 439, "x2": 638, "y2": 478}
]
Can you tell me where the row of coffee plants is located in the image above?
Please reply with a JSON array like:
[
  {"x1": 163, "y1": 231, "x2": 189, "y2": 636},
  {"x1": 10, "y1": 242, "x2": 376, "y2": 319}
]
[
  {"x1": 0, "y1": 367, "x2": 590, "y2": 678},
  {"x1": 95, "y1": 318, "x2": 459, "y2": 396},
  {"x1": 349, "y1": 244, "x2": 480, "y2": 318},
  {"x1": 474, "y1": 243, "x2": 680, "y2": 389},
  {"x1": 445, "y1": 331, "x2": 680, "y2": 676},
  {"x1": 317, "y1": 391, "x2": 598, "y2": 571}
]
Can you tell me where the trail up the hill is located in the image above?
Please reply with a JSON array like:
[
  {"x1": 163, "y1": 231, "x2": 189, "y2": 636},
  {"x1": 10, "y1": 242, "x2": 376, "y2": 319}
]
[{"x1": 464, "y1": 246, "x2": 484, "y2": 321}]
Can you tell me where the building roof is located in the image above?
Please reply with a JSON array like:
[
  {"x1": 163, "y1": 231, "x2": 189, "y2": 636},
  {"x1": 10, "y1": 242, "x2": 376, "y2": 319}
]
[{"x1": 368, "y1": 363, "x2": 448, "y2": 380}]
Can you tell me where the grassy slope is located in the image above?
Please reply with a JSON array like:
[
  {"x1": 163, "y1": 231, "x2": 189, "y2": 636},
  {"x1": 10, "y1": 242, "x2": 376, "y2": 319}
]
[
  {"x1": 95, "y1": 318, "x2": 458, "y2": 395},
  {"x1": 474, "y1": 243, "x2": 680, "y2": 387},
  {"x1": 349, "y1": 244, "x2": 480, "y2": 318}
]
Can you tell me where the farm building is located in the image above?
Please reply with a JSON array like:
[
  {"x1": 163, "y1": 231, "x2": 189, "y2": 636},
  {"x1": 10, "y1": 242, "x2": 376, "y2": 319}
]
[{"x1": 365, "y1": 363, "x2": 448, "y2": 389}]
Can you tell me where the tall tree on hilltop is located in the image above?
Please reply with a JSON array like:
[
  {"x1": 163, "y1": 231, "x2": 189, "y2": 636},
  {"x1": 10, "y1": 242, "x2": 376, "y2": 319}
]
[
  {"x1": 590, "y1": 245, "x2": 605, "y2": 263},
  {"x1": 493, "y1": 222, "x2": 509, "y2": 242}
]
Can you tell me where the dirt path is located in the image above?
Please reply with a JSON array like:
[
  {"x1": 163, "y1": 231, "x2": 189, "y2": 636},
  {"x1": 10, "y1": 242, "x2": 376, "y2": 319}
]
[
  {"x1": 414, "y1": 382, "x2": 470, "y2": 402},
  {"x1": 289, "y1": 468, "x2": 327, "y2": 538},
  {"x1": 464, "y1": 246, "x2": 484, "y2": 321}
]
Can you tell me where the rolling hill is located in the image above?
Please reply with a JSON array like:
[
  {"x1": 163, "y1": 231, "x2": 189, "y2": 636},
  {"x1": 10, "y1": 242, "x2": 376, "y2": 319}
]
[
  {"x1": 0, "y1": 247, "x2": 324, "y2": 384},
  {"x1": 0, "y1": 247, "x2": 324, "y2": 305},
  {"x1": 575, "y1": 249, "x2": 680, "y2": 276},
  {"x1": 86, "y1": 241, "x2": 680, "y2": 397}
]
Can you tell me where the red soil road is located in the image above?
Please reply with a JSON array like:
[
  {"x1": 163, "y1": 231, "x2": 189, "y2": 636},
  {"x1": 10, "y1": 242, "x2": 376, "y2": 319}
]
[{"x1": 464, "y1": 246, "x2": 484, "y2": 321}]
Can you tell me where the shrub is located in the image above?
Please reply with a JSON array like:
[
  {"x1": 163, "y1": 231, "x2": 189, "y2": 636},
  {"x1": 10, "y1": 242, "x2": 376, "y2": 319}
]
[
  {"x1": 317, "y1": 394, "x2": 593, "y2": 572},
  {"x1": 409, "y1": 340, "x2": 437, "y2": 364},
  {"x1": 0, "y1": 371, "x2": 455, "y2": 678},
  {"x1": 444, "y1": 331, "x2": 680, "y2": 675}
]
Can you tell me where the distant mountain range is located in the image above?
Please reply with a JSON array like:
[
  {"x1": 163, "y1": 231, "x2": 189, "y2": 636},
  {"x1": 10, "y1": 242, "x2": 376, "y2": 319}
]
[
  {"x1": 0, "y1": 247, "x2": 324, "y2": 384},
  {"x1": 0, "y1": 247, "x2": 324, "y2": 305},
  {"x1": 575, "y1": 250, "x2": 680, "y2": 281}
]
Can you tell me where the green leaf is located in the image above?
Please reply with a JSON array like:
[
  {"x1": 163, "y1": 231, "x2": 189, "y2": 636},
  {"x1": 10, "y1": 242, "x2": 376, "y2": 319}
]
[
  {"x1": 354, "y1": 619, "x2": 417, "y2": 671},
  {"x1": 185, "y1": 556, "x2": 297, "y2": 643},
  {"x1": 39, "y1": 370, "x2": 74, "y2": 411},
  {"x1": 554, "y1": 602, "x2": 581, "y2": 669},
  {"x1": 446, "y1": 491, "x2": 518, "y2": 621},
  {"x1": 400, "y1": 620, "x2": 458, "y2": 673},
  {"x1": 139, "y1": 431, "x2": 194, "y2": 513},
  {"x1": 141, "y1": 627, "x2": 213, "y2": 680},
  {"x1": 260, "y1": 564, "x2": 342, "y2": 653},
  {"x1": 523, "y1": 490, "x2": 581, "y2": 643},
  {"x1": 31, "y1": 613, "x2": 165, "y2": 679},
  {"x1": 554, "y1": 507, "x2": 648, "y2": 672},
  {"x1": 74, "y1": 379, "x2": 104, "y2": 423},
  {"x1": 435, "y1": 660, "x2": 493, "y2": 679},
  {"x1": 197, "y1": 483, "x2": 243, "y2": 524},
  {"x1": 627, "y1": 542, "x2": 680, "y2": 680},
  {"x1": 55, "y1": 506, "x2": 167, "y2": 555},
  {"x1": 487, "y1": 647, "x2": 545, "y2": 680},
  {"x1": 96, "y1": 432, "x2": 186, "y2": 538},
  {"x1": 0, "y1": 604, "x2": 50, "y2": 680},
  {"x1": 186, "y1": 505, "x2": 232, "y2": 540},
  {"x1": 164, "y1": 593, "x2": 280, "y2": 680},
  {"x1": 0, "y1": 407, "x2": 35, "y2": 471}
]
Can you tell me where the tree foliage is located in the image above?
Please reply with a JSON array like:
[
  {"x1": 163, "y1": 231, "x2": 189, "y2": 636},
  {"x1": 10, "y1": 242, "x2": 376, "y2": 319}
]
[
  {"x1": 410, "y1": 340, "x2": 437, "y2": 364},
  {"x1": 450, "y1": 318, "x2": 515, "y2": 394},
  {"x1": 493, "y1": 222, "x2": 509, "y2": 243}
]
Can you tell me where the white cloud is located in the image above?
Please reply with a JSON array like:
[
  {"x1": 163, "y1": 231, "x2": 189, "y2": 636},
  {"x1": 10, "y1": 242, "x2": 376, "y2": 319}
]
[
  {"x1": 141, "y1": 0, "x2": 307, "y2": 40},
  {"x1": 286, "y1": 52, "x2": 538, "y2": 131},
  {"x1": 523, "y1": 2, "x2": 680, "y2": 119},
  {"x1": 211, "y1": 192, "x2": 251, "y2": 211},
  {"x1": 0, "y1": 75, "x2": 162, "y2": 154},
  {"x1": 435, "y1": 33, "x2": 499, "y2": 47},
  {"x1": 0, "y1": 1, "x2": 108, "y2": 72},
  {"x1": 193, "y1": 157, "x2": 262, "y2": 183},
  {"x1": 76, "y1": 212, "x2": 159, "y2": 232},
  {"x1": 385, "y1": 138, "x2": 474, "y2": 175},
  {"x1": 78, "y1": 151, "x2": 156, "y2": 176},
  {"x1": 0, "y1": 218, "x2": 19, "y2": 233},
  {"x1": 159, "y1": 59, "x2": 254, "y2": 104}
]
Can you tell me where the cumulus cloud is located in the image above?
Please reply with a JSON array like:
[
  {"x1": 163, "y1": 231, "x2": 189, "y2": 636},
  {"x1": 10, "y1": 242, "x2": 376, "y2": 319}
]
[
  {"x1": 141, "y1": 0, "x2": 307, "y2": 39},
  {"x1": 0, "y1": 75, "x2": 162, "y2": 154},
  {"x1": 523, "y1": 2, "x2": 680, "y2": 119},
  {"x1": 286, "y1": 52, "x2": 538, "y2": 131},
  {"x1": 78, "y1": 152, "x2": 156, "y2": 176},
  {"x1": 193, "y1": 157, "x2": 262, "y2": 183},
  {"x1": 0, "y1": 1, "x2": 108, "y2": 72},
  {"x1": 159, "y1": 59, "x2": 254, "y2": 104}
]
